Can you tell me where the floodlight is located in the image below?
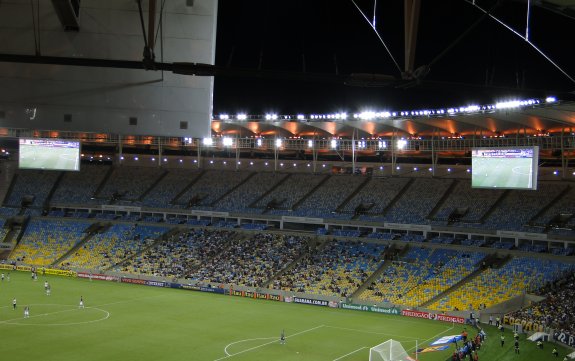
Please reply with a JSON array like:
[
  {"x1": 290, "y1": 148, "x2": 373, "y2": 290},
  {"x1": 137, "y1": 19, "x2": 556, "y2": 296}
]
[
  {"x1": 203, "y1": 138, "x2": 213, "y2": 146},
  {"x1": 222, "y1": 137, "x2": 233, "y2": 146}
]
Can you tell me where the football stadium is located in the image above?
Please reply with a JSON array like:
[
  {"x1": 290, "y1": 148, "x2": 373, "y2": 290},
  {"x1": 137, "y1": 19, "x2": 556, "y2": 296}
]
[{"x1": 0, "y1": 1, "x2": 575, "y2": 361}]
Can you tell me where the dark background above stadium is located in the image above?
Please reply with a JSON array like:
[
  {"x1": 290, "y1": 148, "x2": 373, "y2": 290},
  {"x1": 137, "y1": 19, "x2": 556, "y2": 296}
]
[{"x1": 213, "y1": 0, "x2": 575, "y2": 114}]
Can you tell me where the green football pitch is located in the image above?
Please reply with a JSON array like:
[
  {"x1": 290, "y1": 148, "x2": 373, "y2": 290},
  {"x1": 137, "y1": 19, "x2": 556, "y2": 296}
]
[
  {"x1": 0, "y1": 272, "x2": 570, "y2": 361},
  {"x1": 19, "y1": 145, "x2": 79, "y2": 171},
  {"x1": 472, "y1": 157, "x2": 533, "y2": 189}
]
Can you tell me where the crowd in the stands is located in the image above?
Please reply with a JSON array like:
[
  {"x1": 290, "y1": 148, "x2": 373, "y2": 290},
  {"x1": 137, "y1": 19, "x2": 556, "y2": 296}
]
[{"x1": 506, "y1": 272, "x2": 575, "y2": 334}]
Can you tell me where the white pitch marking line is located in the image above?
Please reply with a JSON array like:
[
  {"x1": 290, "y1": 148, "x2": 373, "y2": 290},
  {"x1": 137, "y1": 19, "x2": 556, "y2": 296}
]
[
  {"x1": 224, "y1": 337, "x2": 277, "y2": 356},
  {"x1": 0, "y1": 305, "x2": 107, "y2": 326},
  {"x1": 324, "y1": 325, "x2": 420, "y2": 340},
  {"x1": 332, "y1": 346, "x2": 367, "y2": 361},
  {"x1": 214, "y1": 324, "x2": 325, "y2": 361}
]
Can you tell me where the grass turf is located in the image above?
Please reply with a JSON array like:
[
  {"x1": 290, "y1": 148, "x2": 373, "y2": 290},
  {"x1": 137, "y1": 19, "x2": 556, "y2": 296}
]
[{"x1": 0, "y1": 272, "x2": 570, "y2": 361}]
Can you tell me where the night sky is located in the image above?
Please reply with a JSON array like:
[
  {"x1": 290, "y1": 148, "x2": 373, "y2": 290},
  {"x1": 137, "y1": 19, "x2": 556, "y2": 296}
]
[{"x1": 212, "y1": 0, "x2": 575, "y2": 115}]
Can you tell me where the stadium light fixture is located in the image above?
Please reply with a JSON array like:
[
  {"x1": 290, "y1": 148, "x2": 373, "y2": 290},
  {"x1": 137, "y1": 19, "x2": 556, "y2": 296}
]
[
  {"x1": 219, "y1": 114, "x2": 229, "y2": 120},
  {"x1": 203, "y1": 138, "x2": 213, "y2": 146},
  {"x1": 256, "y1": 138, "x2": 263, "y2": 147},
  {"x1": 275, "y1": 139, "x2": 282, "y2": 148},
  {"x1": 237, "y1": 113, "x2": 247, "y2": 120},
  {"x1": 378, "y1": 140, "x2": 387, "y2": 149},
  {"x1": 397, "y1": 139, "x2": 407, "y2": 150},
  {"x1": 546, "y1": 96, "x2": 556, "y2": 103},
  {"x1": 297, "y1": 114, "x2": 305, "y2": 120},
  {"x1": 308, "y1": 140, "x2": 313, "y2": 148},
  {"x1": 222, "y1": 137, "x2": 233, "y2": 147},
  {"x1": 331, "y1": 139, "x2": 337, "y2": 149}
]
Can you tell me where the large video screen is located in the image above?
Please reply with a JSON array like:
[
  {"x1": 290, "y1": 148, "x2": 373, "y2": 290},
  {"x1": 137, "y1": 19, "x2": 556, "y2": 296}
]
[
  {"x1": 19, "y1": 138, "x2": 81, "y2": 171},
  {"x1": 472, "y1": 147, "x2": 538, "y2": 190}
]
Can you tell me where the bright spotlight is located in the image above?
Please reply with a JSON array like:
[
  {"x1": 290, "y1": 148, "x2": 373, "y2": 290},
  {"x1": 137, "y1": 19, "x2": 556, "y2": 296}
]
[
  {"x1": 222, "y1": 137, "x2": 233, "y2": 146},
  {"x1": 203, "y1": 138, "x2": 213, "y2": 146},
  {"x1": 237, "y1": 113, "x2": 247, "y2": 120},
  {"x1": 331, "y1": 139, "x2": 337, "y2": 149},
  {"x1": 275, "y1": 139, "x2": 282, "y2": 148}
]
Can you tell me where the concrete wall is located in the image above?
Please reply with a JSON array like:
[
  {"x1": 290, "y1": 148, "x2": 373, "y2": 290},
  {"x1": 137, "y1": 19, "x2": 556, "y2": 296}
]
[{"x1": 0, "y1": 0, "x2": 217, "y2": 138}]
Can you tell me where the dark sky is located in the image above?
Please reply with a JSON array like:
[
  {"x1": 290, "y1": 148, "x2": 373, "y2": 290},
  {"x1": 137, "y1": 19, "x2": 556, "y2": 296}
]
[{"x1": 212, "y1": 0, "x2": 575, "y2": 115}]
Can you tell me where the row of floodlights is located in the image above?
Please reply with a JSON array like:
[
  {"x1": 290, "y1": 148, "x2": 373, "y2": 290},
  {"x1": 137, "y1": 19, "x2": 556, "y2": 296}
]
[
  {"x1": 201, "y1": 137, "x2": 394, "y2": 149},
  {"x1": 215, "y1": 97, "x2": 556, "y2": 122}
]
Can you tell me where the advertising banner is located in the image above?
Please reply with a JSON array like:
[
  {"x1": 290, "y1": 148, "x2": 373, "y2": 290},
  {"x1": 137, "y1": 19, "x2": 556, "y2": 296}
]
[
  {"x1": 554, "y1": 331, "x2": 575, "y2": 347},
  {"x1": 402, "y1": 310, "x2": 465, "y2": 324},
  {"x1": 291, "y1": 297, "x2": 329, "y2": 307},
  {"x1": 77, "y1": 272, "x2": 119, "y2": 282},
  {"x1": 121, "y1": 277, "x2": 148, "y2": 285},
  {"x1": 44, "y1": 268, "x2": 76, "y2": 277},
  {"x1": 341, "y1": 303, "x2": 401, "y2": 315}
]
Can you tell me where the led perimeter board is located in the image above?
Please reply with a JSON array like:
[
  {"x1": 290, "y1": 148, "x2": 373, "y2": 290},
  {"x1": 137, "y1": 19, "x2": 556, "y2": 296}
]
[
  {"x1": 19, "y1": 138, "x2": 81, "y2": 171},
  {"x1": 471, "y1": 147, "x2": 538, "y2": 190}
]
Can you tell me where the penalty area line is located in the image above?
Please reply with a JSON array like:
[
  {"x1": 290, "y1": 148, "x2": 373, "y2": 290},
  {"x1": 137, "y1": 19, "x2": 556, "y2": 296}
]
[
  {"x1": 224, "y1": 337, "x2": 277, "y2": 356},
  {"x1": 332, "y1": 346, "x2": 367, "y2": 361},
  {"x1": 214, "y1": 324, "x2": 325, "y2": 361}
]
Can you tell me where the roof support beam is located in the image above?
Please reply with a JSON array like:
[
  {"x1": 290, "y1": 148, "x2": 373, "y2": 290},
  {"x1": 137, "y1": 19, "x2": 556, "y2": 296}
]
[{"x1": 404, "y1": 0, "x2": 421, "y2": 74}]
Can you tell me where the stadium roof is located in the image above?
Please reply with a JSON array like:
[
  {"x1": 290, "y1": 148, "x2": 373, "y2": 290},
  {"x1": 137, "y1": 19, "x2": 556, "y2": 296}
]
[{"x1": 211, "y1": 99, "x2": 575, "y2": 138}]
